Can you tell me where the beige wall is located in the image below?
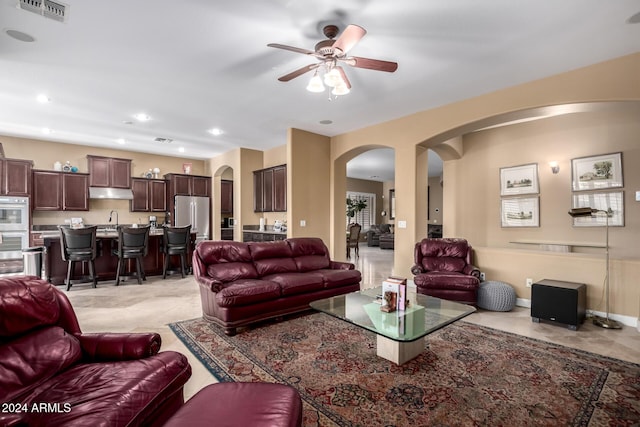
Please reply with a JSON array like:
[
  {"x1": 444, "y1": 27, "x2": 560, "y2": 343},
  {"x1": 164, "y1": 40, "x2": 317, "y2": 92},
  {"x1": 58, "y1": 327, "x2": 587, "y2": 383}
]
[
  {"x1": 288, "y1": 129, "x2": 331, "y2": 243},
  {"x1": 321, "y1": 52, "x2": 640, "y2": 321},
  {"x1": 0, "y1": 135, "x2": 206, "y2": 226}
]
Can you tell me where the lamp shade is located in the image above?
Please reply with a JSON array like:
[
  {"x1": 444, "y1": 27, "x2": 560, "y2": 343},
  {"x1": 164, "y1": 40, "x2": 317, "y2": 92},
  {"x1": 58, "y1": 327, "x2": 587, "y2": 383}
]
[
  {"x1": 306, "y1": 72, "x2": 325, "y2": 92},
  {"x1": 568, "y1": 207, "x2": 595, "y2": 217}
]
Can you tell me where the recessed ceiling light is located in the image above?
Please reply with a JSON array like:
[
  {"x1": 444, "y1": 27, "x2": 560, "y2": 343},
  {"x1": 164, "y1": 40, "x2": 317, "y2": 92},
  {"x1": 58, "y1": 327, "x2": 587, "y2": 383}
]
[
  {"x1": 5, "y1": 29, "x2": 35, "y2": 42},
  {"x1": 42, "y1": 128, "x2": 53, "y2": 134},
  {"x1": 134, "y1": 113, "x2": 151, "y2": 122},
  {"x1": 36, "y1": 94, "x2": 51, "y2": 103},
  {"x1": 208, "y1": 128, "x2": 223, "y2": 136},
  {"x1": 178, "y1": 147, "x2": 185, "y2": 153},
  {"x1": 116, "y1": 138, "x2": 126, "y2": 145},
  {"x1": 319, "y1": 119, "x2": 333, "y2": 125},
  {"x1": 122, "y1": 120, "x2": 133, "y2": 125}
]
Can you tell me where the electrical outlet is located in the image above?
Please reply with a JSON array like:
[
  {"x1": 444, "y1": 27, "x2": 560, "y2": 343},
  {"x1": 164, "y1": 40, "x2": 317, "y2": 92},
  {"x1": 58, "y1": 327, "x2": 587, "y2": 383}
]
[
  {"x1": 526, "y1": 278, "x2": 533, "y2": 288},
  {"x1": 479, "y1": 272, "x2": 486, "y2": 281}
]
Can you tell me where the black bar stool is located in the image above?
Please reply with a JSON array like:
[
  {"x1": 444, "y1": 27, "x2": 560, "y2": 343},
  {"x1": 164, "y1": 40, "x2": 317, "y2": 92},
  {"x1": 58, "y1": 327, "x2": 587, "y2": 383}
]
[
  {"x1": 112, "y1": 225, "x2": 150, "y2": 285},
  {"x1": 59, "y1": 225, "x2": 98, "y2": 291},
  {"x1": 162, "y1": 225, "x2": 191, "y2": 279}
]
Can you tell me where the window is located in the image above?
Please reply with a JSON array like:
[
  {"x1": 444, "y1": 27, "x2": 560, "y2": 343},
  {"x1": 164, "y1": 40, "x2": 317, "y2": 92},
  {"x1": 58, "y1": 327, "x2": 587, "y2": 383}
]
[{"x1": 346, "y1": 191, "x2": 376, "y2": 230}]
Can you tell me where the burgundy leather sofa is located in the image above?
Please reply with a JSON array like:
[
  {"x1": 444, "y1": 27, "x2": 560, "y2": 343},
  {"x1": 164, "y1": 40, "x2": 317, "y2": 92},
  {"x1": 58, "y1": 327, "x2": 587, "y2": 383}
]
[
  {"x1": 193, "y1": 237, "x2": 361, "y2": 336},
  {"x1": 411, "y1": 238, "x2": 481, "y2": 305},
  {"x1": 0, "y1": 276, "x2": 192, "y2": 427}
]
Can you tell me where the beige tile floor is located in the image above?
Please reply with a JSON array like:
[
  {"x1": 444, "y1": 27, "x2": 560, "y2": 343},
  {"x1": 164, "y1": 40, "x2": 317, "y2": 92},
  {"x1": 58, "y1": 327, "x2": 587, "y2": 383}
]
[{"x1": 63, "y1": 246, "x2": 640, "y2": 400}]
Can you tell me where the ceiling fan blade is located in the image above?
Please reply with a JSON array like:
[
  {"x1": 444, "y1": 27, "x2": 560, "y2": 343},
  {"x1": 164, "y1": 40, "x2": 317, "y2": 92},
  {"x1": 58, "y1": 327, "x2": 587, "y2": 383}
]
[
  {"x1": 277, "y1": 64, "x2": 319, "y2": 82},
  {"x1": 336, "y1": 66, "x2": 351, "y2": 89},
  {"x1": 344, "y1": 56, "x2": 398, "y2": 72},
  {"x1": 332, "y1": 24, "x2": 366, "y2": 55},
  {"x1": 267, "y1": 43, "x2": 319, "y2": 57}
]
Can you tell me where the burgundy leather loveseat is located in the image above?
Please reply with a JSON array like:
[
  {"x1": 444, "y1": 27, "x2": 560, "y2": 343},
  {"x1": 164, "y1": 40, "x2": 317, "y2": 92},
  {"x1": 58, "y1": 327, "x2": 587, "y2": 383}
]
[
  {"x1": 411, "y1": 238, "x2": 481, "y2": 305},
  {"x1": 0, "y1": 276, "x2": 192, "y2": 427},
  {"x1": 193, "y1": 237, "x2": 361, "y2": 336}
]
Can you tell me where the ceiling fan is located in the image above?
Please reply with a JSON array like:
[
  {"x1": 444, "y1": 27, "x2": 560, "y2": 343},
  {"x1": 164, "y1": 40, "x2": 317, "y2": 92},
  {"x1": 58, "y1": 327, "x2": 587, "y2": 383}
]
[{"x1": 268, "y1": 24, "x2": 398, "y2": 95}]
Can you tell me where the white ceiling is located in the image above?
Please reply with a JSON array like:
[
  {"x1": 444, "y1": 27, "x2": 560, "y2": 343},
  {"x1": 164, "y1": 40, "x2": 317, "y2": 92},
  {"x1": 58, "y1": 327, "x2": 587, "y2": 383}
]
[{"x1": 1, "y1": 0, "x2": 639, "y2": 173}]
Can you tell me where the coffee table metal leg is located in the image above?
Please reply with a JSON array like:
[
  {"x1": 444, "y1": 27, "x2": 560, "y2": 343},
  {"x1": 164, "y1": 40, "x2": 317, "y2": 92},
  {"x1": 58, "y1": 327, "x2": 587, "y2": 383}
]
[{"x1": 376, "y1": 335, "x2": 425, "y2": 365}]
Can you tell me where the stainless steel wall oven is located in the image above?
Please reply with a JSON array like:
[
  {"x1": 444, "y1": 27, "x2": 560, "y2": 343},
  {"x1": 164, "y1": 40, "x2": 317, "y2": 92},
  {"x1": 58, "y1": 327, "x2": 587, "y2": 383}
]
[{"x1": 0, "y1": 196, "x2": 30, "y2": 274}]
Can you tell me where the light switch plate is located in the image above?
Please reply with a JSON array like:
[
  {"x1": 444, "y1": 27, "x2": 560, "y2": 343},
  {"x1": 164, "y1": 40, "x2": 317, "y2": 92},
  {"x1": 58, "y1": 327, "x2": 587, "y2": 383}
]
[
  {"x1": 397, "y1": 220, "x2": 407, "y2": 228},
  {"x1": 299, "y1": 220, "x2": 306, "y2": 227},
  {"x1": 636, "y1": 191, "x2": 640, "y2": 201}
]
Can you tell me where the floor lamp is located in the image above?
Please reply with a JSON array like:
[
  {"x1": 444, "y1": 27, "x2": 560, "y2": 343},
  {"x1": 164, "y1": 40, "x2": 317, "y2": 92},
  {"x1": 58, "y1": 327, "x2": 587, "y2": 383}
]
[{"x1": 568, "y1": 207, "x2": 622, "y2": 329}]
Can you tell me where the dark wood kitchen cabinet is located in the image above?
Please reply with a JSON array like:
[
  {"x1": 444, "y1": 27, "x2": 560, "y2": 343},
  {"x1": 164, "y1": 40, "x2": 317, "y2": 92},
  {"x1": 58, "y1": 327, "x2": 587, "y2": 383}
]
[
  {"x1": 221, "y1": 180, "x2": 233, "y2": 214},
  {"x1": 1, "y1": 158, "x2": 33, "y2": 196},
  {"x1": 32, "y1": 170, "x2": 89, "y2": 211},
  {"x1": 165, "y1": 173, "x2": 211, "y2": 197},
  {"x1": 253, "y1": 165, "x2": 286, "y2": 212},
  {"x1": 131, "y1": 178, "x2": 167, "y2": 212},
  {"x1": 87, "y1": 155, "x2": 131, "y2": 188}
]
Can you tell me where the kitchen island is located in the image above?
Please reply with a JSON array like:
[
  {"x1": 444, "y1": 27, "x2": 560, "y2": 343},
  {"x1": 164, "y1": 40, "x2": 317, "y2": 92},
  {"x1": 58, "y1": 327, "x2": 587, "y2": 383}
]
[{"x1": 34, "y1": 228, "x2": 196, "y2": 285}]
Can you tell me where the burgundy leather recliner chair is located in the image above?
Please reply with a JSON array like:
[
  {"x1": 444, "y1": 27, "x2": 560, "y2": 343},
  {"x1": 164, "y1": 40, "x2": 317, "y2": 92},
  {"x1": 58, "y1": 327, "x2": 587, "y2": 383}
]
[
  {"x1": 0, "y1": 276, "x2": 192, "y2": 427},
  {"x1": 411, "y1": 238, "x2": 481, "y2": 305}
]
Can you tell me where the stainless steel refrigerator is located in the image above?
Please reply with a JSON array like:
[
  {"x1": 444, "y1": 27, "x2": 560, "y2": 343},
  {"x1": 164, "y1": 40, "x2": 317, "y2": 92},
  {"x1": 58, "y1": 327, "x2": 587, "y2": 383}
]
[{"x1": 174, "y1": 195, "x2": 210, "y2": 243}]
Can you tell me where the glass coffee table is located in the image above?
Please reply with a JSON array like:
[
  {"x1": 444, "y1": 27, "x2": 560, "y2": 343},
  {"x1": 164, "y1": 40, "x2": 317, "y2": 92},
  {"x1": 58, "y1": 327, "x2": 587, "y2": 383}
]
[{"x1": 310, "y1": 287, "x2": 476, "y2": 365}]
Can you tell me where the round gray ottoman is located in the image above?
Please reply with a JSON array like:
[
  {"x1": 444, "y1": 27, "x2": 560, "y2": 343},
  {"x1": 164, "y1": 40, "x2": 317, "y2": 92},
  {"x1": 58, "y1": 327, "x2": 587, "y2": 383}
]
[{"x1": 477, "y1": 281, "x2": 516, "y2": 311}]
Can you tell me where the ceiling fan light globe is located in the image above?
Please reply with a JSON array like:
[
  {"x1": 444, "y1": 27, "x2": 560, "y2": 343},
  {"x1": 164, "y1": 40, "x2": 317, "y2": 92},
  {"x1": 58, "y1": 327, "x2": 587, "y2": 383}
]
[
  {"x1": 324, "y1": 68, "x2": 342, "y2": 87},
  {"x1": 332, "y1": 84, "x2": 350, "y2": 96},
  {"x1": 306, "y1": 73, "x2": 325, "y2": 92}
]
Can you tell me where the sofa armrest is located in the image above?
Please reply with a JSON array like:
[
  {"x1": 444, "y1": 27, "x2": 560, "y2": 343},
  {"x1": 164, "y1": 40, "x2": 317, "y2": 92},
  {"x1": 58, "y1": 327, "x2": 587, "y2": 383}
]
[
  {"x1": 463, "y1": 264, "x2": 481, "y2": 278},
  {"x1": 77, "y1": 332, "x2": 162, "y2": 362},
  {"x1": 196, "y1": 275, "x2": 225, "y2": 292},
  {"x1": 330, "y1": 261, "x2": 355, "y2": 270},
  {"x1": 410, "y1": 264, "x2": 425, "y2": 275}
]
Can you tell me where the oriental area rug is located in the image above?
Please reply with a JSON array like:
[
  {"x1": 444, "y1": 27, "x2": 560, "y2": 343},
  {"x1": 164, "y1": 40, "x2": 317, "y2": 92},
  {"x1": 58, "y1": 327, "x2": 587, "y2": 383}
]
[{"x1": 169, "y1": 313, "x2": 640, "y2": 426}]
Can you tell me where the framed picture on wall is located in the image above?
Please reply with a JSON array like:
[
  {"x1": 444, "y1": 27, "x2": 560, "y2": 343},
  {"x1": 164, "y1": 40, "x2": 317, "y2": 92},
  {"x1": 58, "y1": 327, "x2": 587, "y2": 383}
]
[
  {"x1": 571, "y1": 191, "x2": 624, "y2": 227},
  {"x1": 500, "y1": 163, "x2": 539, "y2": 196},
  {"x1": 501, "y1": 196, "x2": 540, "y2": 227},
  {"x1": 571, "y1": 152, "x2": 623, "y2": 191}
]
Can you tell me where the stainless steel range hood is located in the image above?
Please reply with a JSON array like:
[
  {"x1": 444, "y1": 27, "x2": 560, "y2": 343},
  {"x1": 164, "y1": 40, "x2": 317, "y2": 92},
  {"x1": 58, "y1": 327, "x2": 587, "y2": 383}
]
[{"x1": 89, "y1": 187, "x2": 134, "y2": 200}]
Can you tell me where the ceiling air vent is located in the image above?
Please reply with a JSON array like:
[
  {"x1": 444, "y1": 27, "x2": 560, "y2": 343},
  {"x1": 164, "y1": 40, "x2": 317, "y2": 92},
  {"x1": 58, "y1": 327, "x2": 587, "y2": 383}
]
[
  {"x1": 154, "y1": 137, "x2": 173, "y2": 143},
  {"x1": 18, "y1": 0, "x2": 69, "y2": 23}
]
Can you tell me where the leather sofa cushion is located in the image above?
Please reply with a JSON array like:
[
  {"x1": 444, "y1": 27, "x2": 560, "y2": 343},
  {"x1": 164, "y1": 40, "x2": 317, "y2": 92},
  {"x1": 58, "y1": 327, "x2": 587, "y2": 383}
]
[
  {"x1": 0, "y1": 277, "x2": 60, "y2": 337},
  {"x1": 198, "y1": 241, "x2": 253, "y2": 264},
  {"x1": 314, "y1": 269, "x2": 362, "y2": 289},
  {"x1": 422, "y1": 257, "x2": 466, "y2": 273},
  {"x1": 17, "y1": 351, "x2": 191, "y2": 427},
  {"x1": 263, "y1": 272, "x2": 325, "y2": 296},
  {"x1": 216, "y1": 280, "x2": 282, "y2": 307},
  {"x1": 414, "y1": 272, "x2": 479, "y2": 290},
  {"x1": 207, "y1": 262, "x2": 258, "y2": 283},
  {"x1": 250, "y1": 241, "x2": 297, "y2": 276},
  {"x1": 163, "y1": 382, "x2": 302, "y2": 427},
  {"x1": 419, "y1": 238, "x2": 469, "y2": 258},
  {"x1": 0, "y1": 326, "x2": 82, "y2": 402},
  {"x1": 288, "y1": 238, "x2": 331, "y2": 271}
]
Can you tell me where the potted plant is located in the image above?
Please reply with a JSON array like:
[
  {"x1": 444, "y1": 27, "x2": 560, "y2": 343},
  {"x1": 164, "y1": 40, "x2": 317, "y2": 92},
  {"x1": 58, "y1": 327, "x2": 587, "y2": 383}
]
[{"x1": 346, "y1": 198, "x2": 367, "y2": 221}]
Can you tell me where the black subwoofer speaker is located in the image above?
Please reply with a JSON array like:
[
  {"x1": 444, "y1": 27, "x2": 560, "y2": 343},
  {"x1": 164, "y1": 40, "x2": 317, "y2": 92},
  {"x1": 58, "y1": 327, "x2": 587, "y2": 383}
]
[{"x1": 531, "y1": 279, "x2": 586, "y2": 330}]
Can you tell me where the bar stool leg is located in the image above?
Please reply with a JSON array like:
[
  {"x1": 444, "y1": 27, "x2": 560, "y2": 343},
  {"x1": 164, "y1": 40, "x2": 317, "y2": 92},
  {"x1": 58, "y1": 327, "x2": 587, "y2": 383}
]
[
  {"x1": 66, "y1": 261, "x2": 74, "y2": 291},
  {"x1": 115, "y1": 259, "x2": 122, "y2": 286},
  {"x1": 180, "y1": 253, "x2": 186, "y2": 278},
  {"x1": 88, "y1": 260, "x2": 97, "y2": 288}
]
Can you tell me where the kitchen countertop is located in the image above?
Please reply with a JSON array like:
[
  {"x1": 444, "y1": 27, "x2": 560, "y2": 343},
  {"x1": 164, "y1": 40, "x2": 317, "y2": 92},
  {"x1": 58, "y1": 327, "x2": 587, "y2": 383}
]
[{"x1": 32, "y1": 226, "x2": 167, "y2": 238}]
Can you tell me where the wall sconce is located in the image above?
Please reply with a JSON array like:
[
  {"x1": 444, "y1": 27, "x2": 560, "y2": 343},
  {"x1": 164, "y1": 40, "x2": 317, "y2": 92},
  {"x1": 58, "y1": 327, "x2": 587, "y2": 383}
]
[{"x1": 549, "y1": 161, "x2": 560, "y2": 174}]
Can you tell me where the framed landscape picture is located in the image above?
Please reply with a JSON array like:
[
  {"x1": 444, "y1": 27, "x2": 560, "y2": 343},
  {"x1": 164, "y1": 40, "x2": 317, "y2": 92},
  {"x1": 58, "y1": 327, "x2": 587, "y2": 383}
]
[
  {"x1": 571, "y1": 152, "x2": 623, "y2": 191},
  {"x1": 501, "y1": 196, "x2": 540, "y2": 228},
  {"x1": 571, "y1": 191, "x2": 624, "y2": 227},
  {"x1": 500, "y1": 163, "x2": 539, "y2": 196}
]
